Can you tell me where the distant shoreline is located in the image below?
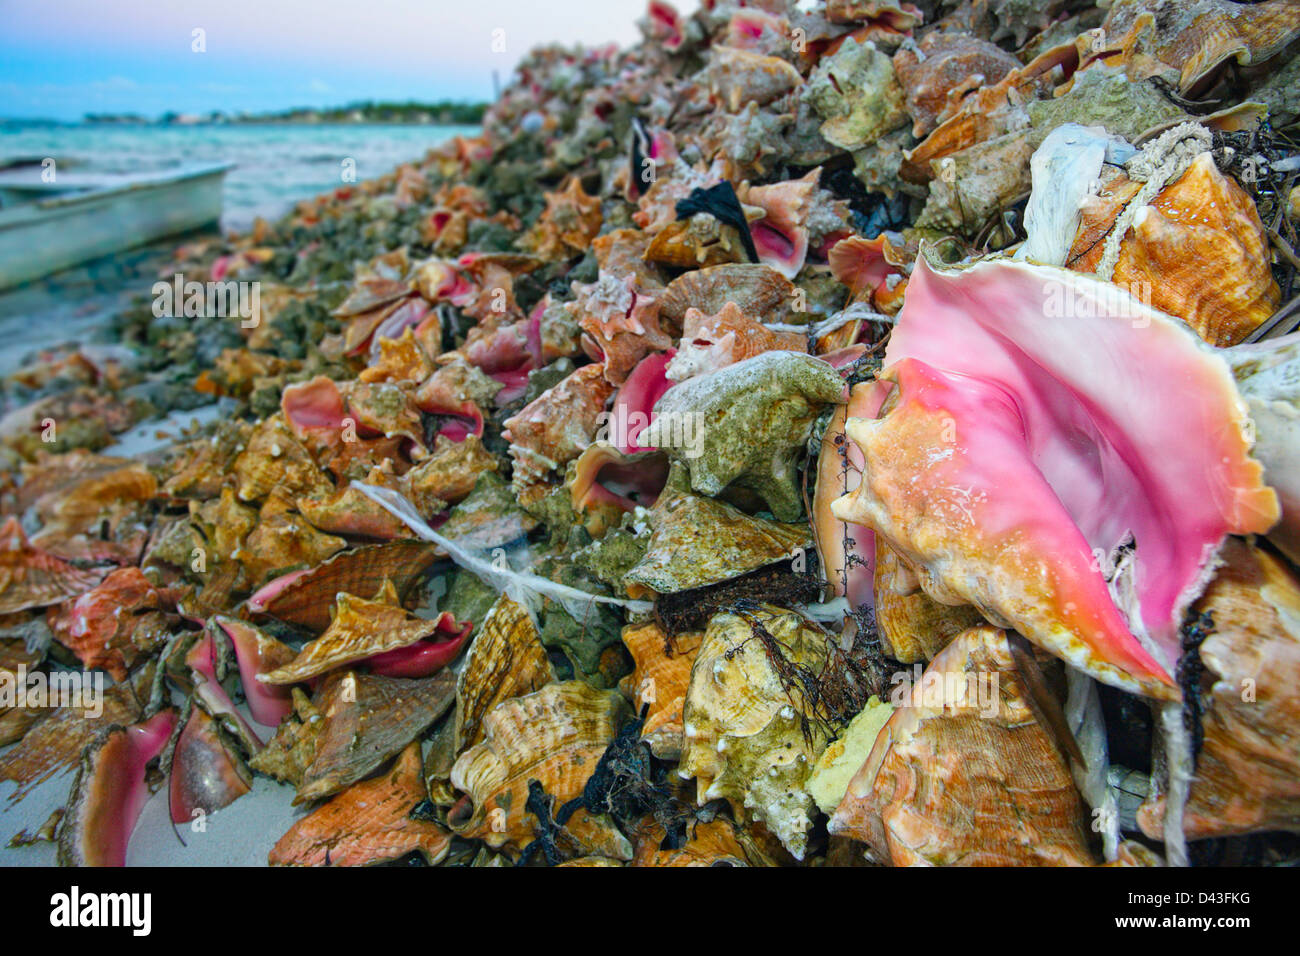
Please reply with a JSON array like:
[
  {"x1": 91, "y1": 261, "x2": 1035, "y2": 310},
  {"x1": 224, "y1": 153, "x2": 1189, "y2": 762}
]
[{"x1": 2, "y1": 100, "x2": 489, "y2": 128}]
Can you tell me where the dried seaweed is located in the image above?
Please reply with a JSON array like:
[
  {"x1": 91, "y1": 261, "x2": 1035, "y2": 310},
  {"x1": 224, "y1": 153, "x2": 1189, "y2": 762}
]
[
  {"x1": 556, "y1": 705, "x2": 690, "y2": 848},
  {"x1": 517, "y1": 779, "x2": 568, "y2": 867},
  {"x1": 654, "y1": 559, "x2": 822, "y2": 637},
  {"x1": 1177, "y1": 608, "x2": 1215, "y2": 765},
  {"x1": 724, "y1": 599, "x2": 877, "y2": 744},
  {"x1": 519, "y1": 707, "x2": 692, "y2": 865},
  {"x1": 1213, "y1": 123, "x2": 1300, "y2": 319}
]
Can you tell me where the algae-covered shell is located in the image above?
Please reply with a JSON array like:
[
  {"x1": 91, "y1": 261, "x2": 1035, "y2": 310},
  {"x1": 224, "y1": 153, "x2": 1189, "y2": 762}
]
[
  {"x1": 679, "y1": 604, "x2": 835, "y2": 860},
  {"x1": 805, "y1": 37, "x2": 907, "y2": 151},
  {"x1": 642, "y1": 350, "x2": 845, "y2": 521},
  {"x1": 622, "y1": 490, "x2": 811, "y2": 595}
]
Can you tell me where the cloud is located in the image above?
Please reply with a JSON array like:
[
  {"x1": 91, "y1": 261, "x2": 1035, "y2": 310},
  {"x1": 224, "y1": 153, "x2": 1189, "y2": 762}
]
[
  {"x1": 305, "y1": 78, "x2": 332, "y2": 94},
  {"x1": 89, "y1": 75, "x2": 139, "y2": 91}
]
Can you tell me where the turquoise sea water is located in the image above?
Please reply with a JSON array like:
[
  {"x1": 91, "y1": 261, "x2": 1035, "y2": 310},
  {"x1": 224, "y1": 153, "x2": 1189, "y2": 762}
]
[{"x1": 0, "y1": 123, "x2": 475, "y2": 372}]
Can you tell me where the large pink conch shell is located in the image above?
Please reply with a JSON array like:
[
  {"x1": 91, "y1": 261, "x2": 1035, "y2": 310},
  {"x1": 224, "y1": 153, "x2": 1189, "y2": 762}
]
[
  {"x1": 57, "y1": 709, "x2": 178, "y2": 867},
  {"x1": 832, "y1": 259, "x2": 1278, "y2": 699}
]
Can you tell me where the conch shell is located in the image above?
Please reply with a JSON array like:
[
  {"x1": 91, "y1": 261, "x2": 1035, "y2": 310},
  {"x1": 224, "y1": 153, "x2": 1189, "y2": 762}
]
[
  {"x1": 708, "y1": 46, "x2": 803, "y2": 112},
  {"x1": 619, "y1": 621, "x2": 703, "y2": 760},
  {"x1": 1138, "y1": 540, "x2": 1300, "y2": 839},
  {"x1": 260, "y1": 580, "x2": 468, "y2": 684},
  {"x1": 806, "y1": 37, "x2": 907, "y2": 151},
  {"x1": 57, "y1": 709, "x2": 177, "y2": 867},
  {"x1": 643, "y1": 351, "x2": 845, "y2": 521},
  {"x1": 874, "y1": 538, "x2": 985, "y2": 663},
  {"x1": 232, "y1": 414, "x2": 332, "y2": 504},
  {"x1": 248, "y1": 540, "x2": 441, "y2": 633},
  {"x1": 1073, "y1": 152, "x2": 1279, "y2": 347},
  {"x1": 454, "y1": 595, "x2": 554, "y2": 751},
  {"x1": 503, "y1": 363, "x2": 616, "y2": 493},
  {"x1": 658, "y1": 263, "x2": 795, "y2": 331},
  {"x1": 893, "y1": 31, "x2": 1021, "y2": 139},
  {"x1": 623, "y1": 484, "x2": 811, "y2": 596},
  {"x1": 523, "y1": 177, "x2": 603, "y2": 260},
  {"x1": 448, "y1": 680, "x2": 632, "y2": 858},
  {"x1": 680, "y1": 604, "x2": 836, "y2": 860},
  {"x1": 1081, "y1": 0, "x2": 1300, "y2": 96},
  {"x1": 49, "y1": 566, "x2": 171, "y2": 680},
  {"x1": 830, "y1": 626, "x2": 1095, "y2": 866},
  {"x1": 296, "y1": 669, "x2": 456, "y2": 804},
  {"x1": 270, "y1": 742, "x2": 452, "y2": 866},
  {"x1": 665, "y1": 302, "x2": 805, "y2": 382},
  {"x1": 832, "y1": 259, "x2": 1278, "y2": 699},
  {"x1": 573, "y1": 273, "x2": 672, "y2": 384},
  {"x1": 0, "y1": 516, "x2": 104, "y2": 615}
]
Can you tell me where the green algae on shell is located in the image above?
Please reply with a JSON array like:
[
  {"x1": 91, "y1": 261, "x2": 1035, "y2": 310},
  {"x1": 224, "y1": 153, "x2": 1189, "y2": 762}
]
[
  {"x1": 622, "y1": 485, "x2": 812, "y2": 596},
  {"x1": 805, "y1": 37, "x2": 908, "y2": 152},
  {"x1": 642, "y1": 350, "x2": 845, "y2": 521}
]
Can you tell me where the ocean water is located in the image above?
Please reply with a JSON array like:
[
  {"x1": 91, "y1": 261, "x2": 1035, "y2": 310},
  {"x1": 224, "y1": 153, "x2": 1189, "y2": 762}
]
[
  {"x1": 0, "y1": 123, "x2": 475, "y2": 373},
  {"x1": 0, "y1": 122, "x2": 477, "y2": 231}
]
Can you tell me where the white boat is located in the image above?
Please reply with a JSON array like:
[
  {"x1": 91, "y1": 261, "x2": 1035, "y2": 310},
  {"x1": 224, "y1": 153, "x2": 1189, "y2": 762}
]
[{"x1": 0, "y1": 163, "x2": 232, "y2": 290}]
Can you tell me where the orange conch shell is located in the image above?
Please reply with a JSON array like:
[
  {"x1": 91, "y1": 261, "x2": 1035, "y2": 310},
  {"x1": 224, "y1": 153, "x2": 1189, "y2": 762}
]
[
  {"x1": 0, "y1": 517, "x2": 105, "y2": 615},
  {"x1": 249, "y1": 540, "x2": 442, "y2": 633},
  {"x1": 453, "y1": 595, "x2": 554, "y2": 751},
  {"x1": 1080, "y1": 153, "x2": 1280, "y2": 347},
  {"x1": 619, "y1": 621, "x2": 702, "y2": 760},
  {"x1": 873, "y1": 538, "x2": 984, "y2": 664},
  {"x1": 232, "y1": 415, "x2": 332, "y2": 504},
  {"x1": 448, "y1": 680, "x2": 633, "y2": 859},
  {"x1": 296, "y1": 669, "x2": 456, "y2": 804},
  {"x1": 261, "y1": 581, "x2": 460, "y2": 685},
  {"x1": 1138, "y1": 540, "x2": 1300, "y2": 840},
  {"x1": 523, "y1": 177, "x2": 603, "y2": 260},
  {"x1": 665, "y1": 302, "x2": 805, "y2": 381},
  {"x1": 503, "y1": 363, "x2": 616, "y2": 491},
  {"x1": 657, "y1": 263, "x2": 795, "y2": 331},
  {"x1": 270, "y1": 743, "x2": 452, "y2": 866},
  {"x1": 830, "y1": 625, "x2": 1095, "y2": 866}
]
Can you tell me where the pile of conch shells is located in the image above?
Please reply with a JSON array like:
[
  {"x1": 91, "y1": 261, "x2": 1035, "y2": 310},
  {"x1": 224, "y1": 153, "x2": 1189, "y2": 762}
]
[{"x1": 4, "y1": 0, "x2": 1300, "y2": 868}]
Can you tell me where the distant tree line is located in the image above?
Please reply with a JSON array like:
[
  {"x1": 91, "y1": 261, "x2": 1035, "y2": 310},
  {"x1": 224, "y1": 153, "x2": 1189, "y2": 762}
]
[{"x1": 82, "y1": 100, "x2": 488, "y2": 126}]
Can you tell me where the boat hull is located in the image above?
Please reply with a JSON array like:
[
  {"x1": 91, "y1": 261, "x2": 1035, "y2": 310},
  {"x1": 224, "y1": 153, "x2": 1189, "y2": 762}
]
[{"x1": 0, "y1": 165, "x2": 230, "y2": 290}]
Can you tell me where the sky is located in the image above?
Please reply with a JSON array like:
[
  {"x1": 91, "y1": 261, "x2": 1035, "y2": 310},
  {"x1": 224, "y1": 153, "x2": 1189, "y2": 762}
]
[{"x1": 0, "y1": 0, "x2": 700, "y2": 121}]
